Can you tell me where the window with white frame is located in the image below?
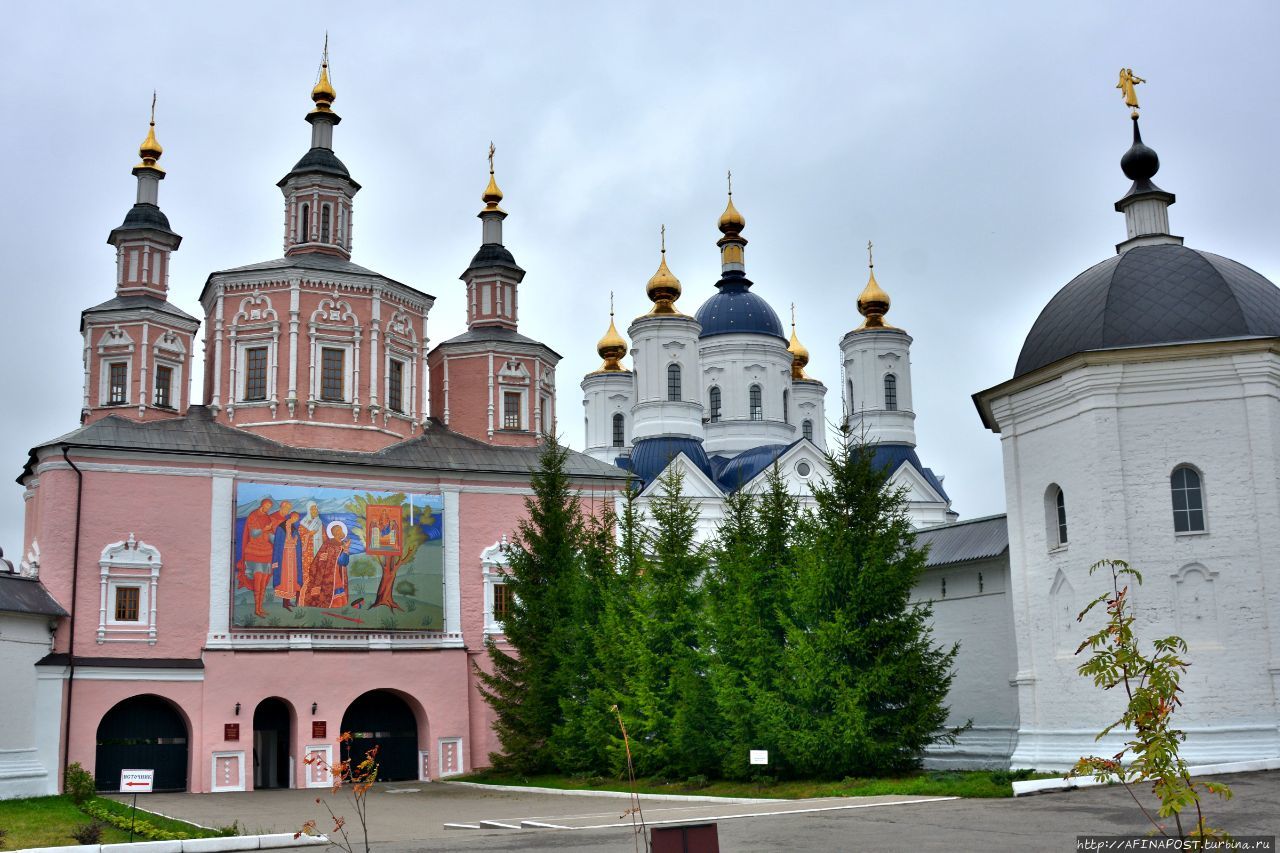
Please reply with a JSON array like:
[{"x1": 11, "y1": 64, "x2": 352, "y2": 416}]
[
  {"x1": 387, "y1": 358, "x2": 406, "y2": 413},
  {"x1": 107, "y1": 361, "x2": 129, "y2": 405},
  {"x1": 612, "y1": 413, "x2": 625, "y2": 447},
  {"x1": 802, "y1": 419, "x2": 814, "y2": 441},
  {"x1": 97, "y1": 533, "x2": 161, "y2": 645},
  {"x1": 503, "y1": 391, "x2": 522, "y2": 430},
  {"x1": 1045, "y1": 484, "x2": 1068, "y2": 549},
  {"x1": 321, "y1": 347, "x2": 346, "y2": 401},
  {"x1": 667, "y1": 363, "x2": 682, "y2": 401},
  {"x1": 299, "y1": 203, "x2": 310, "y2": 242},
  {"x1": 481, "y1": 539, "x2": 513, "y2": 635},
  {"x1": 749, "y1": 384, "x2": 763, "y2": 420},
  {"x1": 884, "y1": 373, "x2": 898, "y2": 411},
  {"x1": 243, "y1": 346, "x2": 268, "y2": 401},
  {"x1": 709, "y1": 386, "x2": 721, "y2": 422},
  {"x1": 153, "y1": 364, "x2": 174, "y2": 409}
]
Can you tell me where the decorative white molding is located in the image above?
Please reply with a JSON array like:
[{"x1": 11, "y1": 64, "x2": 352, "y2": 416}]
[
  {"x1": 437, "y1": 737, "x2": 464, "y2": 777},
  {"x1": 211, "y1": 751, "x2": 246, "y2": 793},
  {"x1": 97, "y1": 534, "x2": 161, "y2": 645},
  {"x1": 305, "y1": 745, "x2": 332, "y2": 788},
  {"x1": 19, "y1": 539, "x2": 39, "y2": 577},
  {"x1": 481, "y1": 536, "x2": 510, "y2": 638},
  {"x1": 74, "y1": 666, "x2": 204, "y2": 682}
]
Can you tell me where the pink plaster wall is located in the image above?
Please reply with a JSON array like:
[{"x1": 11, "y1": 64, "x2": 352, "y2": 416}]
[{"x1": 83, "y1": 319, "x2": 194, "y2": 425}]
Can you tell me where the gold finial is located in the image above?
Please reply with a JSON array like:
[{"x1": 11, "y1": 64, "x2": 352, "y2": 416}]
[
  {"x1": 718, "y1": 171, "x2": 745, "y2": 234},
  {"x1": 594, "y1": 290, "x2": 629, "y2": 372},
  {"x1": 136, "y1": 91, "x2": 164, "y2": 172},
  {"x1": 788, "y1": 302, "x2": 811, "y2": 380},
  {"x1": 482, "y1": 140, "x2": 505, "y2": 209},
  {"x1": 1117, "y1": 68, "x2": 1145, "y2": 118},
  {"x1": 311, "y1": 34, "x2": 337, "y2": 112},
  {"x1": 646, "y1": 224, "x2": 682, "y2": 314},
  {"x1": 856, "y1": 240, "x2": 896, "y2": 330}
]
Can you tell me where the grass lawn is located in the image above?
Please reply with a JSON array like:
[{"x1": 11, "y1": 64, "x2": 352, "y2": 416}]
[
  {"x1": 0, "y1": 795, "x2": 218, "y2": 850},
  {"x1": 452, "y1": 768, "x2": 1063, "y2": 800}
]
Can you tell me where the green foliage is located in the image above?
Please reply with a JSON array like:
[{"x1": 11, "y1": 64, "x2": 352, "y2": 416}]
[
  {"x1": 348, "y1": 555, "x2": 380, "y2": 578},
  {"x1": 770, "y1": 436, "x2": 960, "y2": 777},
  {"x1": 63, "y1": 761, "x2": 95, "y2": 805},
  {"x1": 80, "y1": 798, "x2": 192, "y2": 840},
  {"x1": 476, "y1": 436, "x2": 588, "y2": 775},
  {"x1": 1069, "y1": 559, "x2": 1232, "y2": 841},
  {"x1": 394, "y1": 579, "x2": 417, "y2": 595}
]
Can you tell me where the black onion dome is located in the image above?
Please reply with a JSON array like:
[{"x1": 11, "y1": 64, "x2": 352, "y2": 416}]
[
  {"x1": 1015, "y1": 245, "x2": 1280, "y2": 377},
  {"x1": 277, "y1": 147, "x2": 359, "y2": 188},
  {"x1": 694, "y1": 271, "x2": 786, "y2": 341},
  {"x1": 1120, "y1": 119, "x2": 1160, "y2": 183},
  {"x1": 463, "y1": 242, "x2": 525, "y2": 277},
  {"x1": 117, "y1": 203, "x2": 174, "y2": 234}
]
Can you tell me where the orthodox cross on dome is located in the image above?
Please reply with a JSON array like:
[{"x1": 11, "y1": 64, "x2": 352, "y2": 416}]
[
  {"x1": 660, "y1": 223, "x2": 666, "y2": 253},
  {"x1": 1117, "y1": 68, "x2": 1145, "y2": 118},
  {"x1": 867, "y1": 239, "x2": 874, "y2": 269},
  {"x1": 727, "y1": 169, "x2": 733, "y2": 196},
  {"x1": 488, "y1": 141, "x2": 496, "y2": 174}
]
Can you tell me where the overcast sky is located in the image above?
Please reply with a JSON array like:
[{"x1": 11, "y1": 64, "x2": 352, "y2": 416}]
[{"x1": 2, "y1": 1, "x2": 1278, "y2": 557}]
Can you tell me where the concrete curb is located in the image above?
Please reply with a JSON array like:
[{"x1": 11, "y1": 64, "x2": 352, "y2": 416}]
[
  {"x1": 442, "y1": 780, "x2": 786, "y2": 804},
  {"x1": 19, "y1": 833, "x2": 329, "y2": 853},
  {"x1": 1011, "y1": 757, "x2": 1280, "y2": 797}
]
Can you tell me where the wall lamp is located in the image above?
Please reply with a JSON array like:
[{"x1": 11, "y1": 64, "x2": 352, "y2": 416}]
[
  {"x1": 234, "y1": 702, "x2": 241, "y2": 716},
  {"x1": 312, "y1": 702, "x2": 318, "y2": 715}
]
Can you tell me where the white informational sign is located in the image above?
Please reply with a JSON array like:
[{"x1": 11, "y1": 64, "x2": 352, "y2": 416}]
[
  {"x1": 119, "y1": 769, "x2": 154, "y2": 794},
  {"x1": 749, "y1": 750, "x2": 769, "y2": 766}
]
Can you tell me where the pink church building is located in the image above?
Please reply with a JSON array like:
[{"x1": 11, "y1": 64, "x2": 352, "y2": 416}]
[{"x1": 18, "y1": 58, "x2": 623, "y2": 793}]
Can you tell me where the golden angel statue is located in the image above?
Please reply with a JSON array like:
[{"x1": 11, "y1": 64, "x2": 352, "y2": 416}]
[{"x1": 1117, "y1": 68, "x2": 1145, "y2": 115}]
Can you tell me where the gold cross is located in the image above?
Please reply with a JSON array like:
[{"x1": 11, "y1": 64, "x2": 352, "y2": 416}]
[
  {"x1": 150, "y1": 90, "x2": 156, "y2": 124},
  {"x1": 488, "y1": 141, "x2": 496, "y2": 174},
  {"x1": 660, "y1": 223, "x2": 666, "y2": 253},
  {"x1": 727, "y1": 169, "x2": 733, "y2": 196},
  {"x1": 867, "y1": 240, "x2": 874, "y2": 269}
]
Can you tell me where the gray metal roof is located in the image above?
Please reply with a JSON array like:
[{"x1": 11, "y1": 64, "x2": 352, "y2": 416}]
[
  {"x1": 1015, "y1": 245, "x2": 1280, "y2": 378},
  {"x1": 0, "y1": 573, "x2": 68, "y2": 617},
  {"x1": 435, "y1": 325, "x2": 563, "y2": 359},
  {"x1": 915, "y1": 514, "x2": 1008, "y2": 567},
  {"x1": 21, "y1": 407, "x2": 624, "y2": 483},
  {"x1": 82, "y1": 294, "x2": 200, "y2": 324}
]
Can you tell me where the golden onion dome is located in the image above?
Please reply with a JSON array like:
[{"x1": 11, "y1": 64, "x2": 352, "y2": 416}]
[
  {"x1": 482, "y1": 171, "x2": 504, "y2": 207},
  {"x1": 856, "y1": 264, "x2": 896, "y2": 330},
  {"x1": 137, "y1": 121, "x2": 163, "y2": 170},
  {"x1": 646, "y1": 251, "x2": 682, "y2": 314},
  {"x1": 311, "y1": 55, "x2": 336, "y2": 111},
  {"x1": 788, "y1": 314, "x2": 811, "y2": 380},
  {"x1": 718, "y1": 193, "x2": 746, "y2": 234},
  {"x1": 595, "y1": 302, "x2": 629, "y2": 372}
]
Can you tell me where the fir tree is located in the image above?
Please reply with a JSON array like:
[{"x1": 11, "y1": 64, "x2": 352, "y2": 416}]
[
  {"x1": 475, "y1": 436, "x2": 586, "y2": 774},
  {"x1": 775, "y1": 436, "x2": 959, "y2": 777}
]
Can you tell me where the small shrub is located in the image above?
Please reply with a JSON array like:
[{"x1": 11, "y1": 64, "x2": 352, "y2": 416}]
[
  {"x1": 750, "y1": 774, "x2": 777, "y2": 787},
  {"x1": 684, "y1": 774, "x2": 709, "y2": 789},
  {"x1": 65, "y1": 761, "x2": 97, "y2": 804},
  {"x1": 394, "y1": 579, "x2": 416, "y2": 596},
  {"x1": 217, "y1": 820, "x2": 243, "y2": 837},
  {"x1": 990, "y1": 768, "x2": 1038, "y2": 786},
  {"x1": 70, "y1": 820, "x2": 106, "y2": 844}
]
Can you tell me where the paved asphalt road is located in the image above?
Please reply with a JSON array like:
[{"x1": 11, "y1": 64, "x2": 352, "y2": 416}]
[{"x1": 122, "y1": 770, "x2": 1278, "y2": 852}]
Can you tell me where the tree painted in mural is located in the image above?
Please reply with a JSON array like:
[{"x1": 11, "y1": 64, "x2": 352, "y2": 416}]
[{"x1": 345, "y1": 493, "x2": 432, "y2": 612}]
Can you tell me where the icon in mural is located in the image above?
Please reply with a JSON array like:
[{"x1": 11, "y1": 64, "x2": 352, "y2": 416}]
[{"x1": 232, "y1": 483, "x2": 444, "y2": 631}]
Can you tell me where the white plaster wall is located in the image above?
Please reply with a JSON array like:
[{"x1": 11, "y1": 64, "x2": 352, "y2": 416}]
[
  {"x1": 791, "y1": 379, "x2": 828, "y2": 452},
  {"x1": 913, "y1": 557, "x2": 1019, "y2": 768},
  {"x1": 841, "y1": 327, "x2": 917, "y2": 446},
  {"x1": 0, "y1": 611, "x2": 60, "y2": 798},
  {"x1": 699, "y1": 333, "x2": 796, "y2": 455},
  {"x1": 581, "y1": 371, "x2": 635, "y2": 463},
  {"x1": 628, "y1": 315, "x2": 704, "y2": 441},
  {"x1": 992, "y1": 349, "x2": 1280, "y2": 770}
]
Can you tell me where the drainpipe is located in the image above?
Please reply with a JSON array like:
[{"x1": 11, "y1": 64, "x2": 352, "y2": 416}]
[{"x1": 60, "y1": 445, "x2": 84, "y2": 786}]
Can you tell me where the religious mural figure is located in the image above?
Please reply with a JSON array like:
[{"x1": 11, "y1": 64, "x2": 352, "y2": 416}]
[
  {"x1": 232, "y1": 483, "x2": 444, "y2": 630},
  {"x1": 272, "y1": 510, "x2": 304, "y2": 610}
]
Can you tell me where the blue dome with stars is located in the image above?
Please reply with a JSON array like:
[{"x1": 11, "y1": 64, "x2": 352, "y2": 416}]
[{"x1": 693, "y1": 271, "x2": 786, "y2": 341}]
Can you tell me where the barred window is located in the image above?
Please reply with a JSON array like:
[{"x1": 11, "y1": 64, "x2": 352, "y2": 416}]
[
  {"x1": 783, "y1": 389, "x2": 789, "y2": 424},
  {"x1": 503, "y1": 391, "x2": 521, "y2": 429},
  {"x1": 612, "y1": 413, "x2": 625, "y2": 447},
  {"x1": 115, "y1": 586, "x2": 140, "y2": 622},
  {"x1": 884, "y1": 374, "x2": 898, "y2": 411},
  {"x1": 749, "y1": 384, "x2": 763, "y2": 421},
  {"x1": 387, "y1": 359, "x2": 405, "y2": 413},
  {"x1": 1171, "y1": 466, "x2": 1205, "y2": 533},
  {"x1": 299, "y1": 203, "x2": 310, "y2": 242},
  {"x1": 154, "y1": 365, "x2": 173, "y2": 408},
  {"x1": 321, "y1": 347, "x2": 345, "y2": 402},
  {"x1": 1056, "y1": 488, "x2": 1068, "y2": 544},
  {"x1": 108, "y1": 362, "x2": 128, "y2": 405},
  {"x1": 802, "y1": 419, "x2": 814, "y2": 441},
  {"x1": 709, "y1": 387, "x2": 721, "y2": 423},
  {"x1": 244, "y1": 347, "x2": 268, "y2": 401},
  {"x1": 321, "y1": 204, "x2": 332, "y2": 242},
  {"x1": 667, "y1": 363, "x2": 682, "y2": 401}
]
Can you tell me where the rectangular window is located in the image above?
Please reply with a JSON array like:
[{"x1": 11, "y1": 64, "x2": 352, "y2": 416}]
[
  {"x1": 154, "y1": 364, "x2": 173, "y2": 408},
  {"x1": 387, "y1": 359, "x2": 405, "y2": 413},
  {"x1": 108, "y1": 362, "x2": 128, "y2": 405},
  {"x1": 493, "y1": 582, "x2": 513, "y2": 623},
  {"x1": 115, "y1": 586, "x2": 140, "y2": 622},
  {"x1": 503, "y1": 391, "x2": 521, "y2": 430},
  {"x1": 321, "y1": 347, "x2": 345, "y2": 402},
  {"x1": 244, "y1": 347, "x2": 268, "y2": 401}
]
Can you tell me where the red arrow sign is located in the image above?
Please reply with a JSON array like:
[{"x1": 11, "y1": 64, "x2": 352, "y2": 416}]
[{"x1": 124, "y1": 781, "x2": 149, "y2": 787}]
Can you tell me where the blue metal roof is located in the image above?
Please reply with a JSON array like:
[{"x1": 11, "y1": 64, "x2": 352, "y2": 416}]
[
  {"x1": 869, "y1": 443, "x2": 950, "y2": 502},
  {"x1": 713, "y1": 442, "x2": 795, "y2": 492},
  {"x1": 693, "y1": 272, "x2": 786, "y2": 341},
  {"x1": 623, "y1": 436, "x2": 715, "y2": 490}
]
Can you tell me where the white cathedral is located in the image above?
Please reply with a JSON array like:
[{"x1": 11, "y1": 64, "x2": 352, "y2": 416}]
[
  {"x1": 580, "y1": 106, "x2": 1280, "y2": 771},
  {"x1": 580, "y1": 191, "x2": 956, "y2": 540}
]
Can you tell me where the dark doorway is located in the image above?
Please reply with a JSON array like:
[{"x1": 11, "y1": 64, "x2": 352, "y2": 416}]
[
  {"x1": 95, "y1": 695, "x2": 189, "y2": 792},
  {"x1": 253, "y1": 698, "x2": 292, "y2": 789},
  {"x1": 340, "y1": 690, "x2": 419, "y2": 782}
]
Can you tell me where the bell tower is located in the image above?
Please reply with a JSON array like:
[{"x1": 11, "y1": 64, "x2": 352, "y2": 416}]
[{"x1": 82, "y1": 97, "x2": 199, "y2": 424}]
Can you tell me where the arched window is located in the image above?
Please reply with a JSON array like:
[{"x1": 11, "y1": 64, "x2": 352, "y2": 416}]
[
  {"x1": 321, "y1": 204, "x2": 332, "y2": 242},
  {"x1": 884, "y1": 374, "x2": 898, "y2": 411},
  {"x1": 783, "y1": 389, "x2": 789, "y2": 424},
  {"x1": 1046, "y1": 484, "x2": 1067, "y2": 548},
  {"x1": 848, "y1": 380, "x2": 854, "y2": 415},
  {"x1": 1171, "y1": 466, "x2": 1205, "y2": 533},
  {"x1": 612, "y1": 413, "x2": 625, "y2": 447},
  {"x1": 299, "y1": 203, "x2": 310, "y2": 242},
  {"x1": 802, "y1": 419, "x2": 814, "y2": 441},
  {"x1": 749, "y1": 384, "x2": 763, "y2": 420},
  {"x1": 667, "y1": 363, "x2": 682, "y2": 401},
  {"x1": 708, "y1": 386, "x2": 721, "y2": 423}
]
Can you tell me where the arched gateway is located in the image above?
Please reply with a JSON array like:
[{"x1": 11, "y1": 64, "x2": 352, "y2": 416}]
[
  {"x1": 95, "y1": 695, "x2": 189, "y2": 792},
  {"x1": 340, "y1": 690, "x2": 420, "y2": 782}
]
